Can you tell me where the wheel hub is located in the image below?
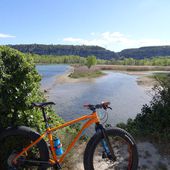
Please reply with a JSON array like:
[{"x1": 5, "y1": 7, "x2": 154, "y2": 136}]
[{"x1": 7, "y1": 152, "x2": 17, "y2": 167}]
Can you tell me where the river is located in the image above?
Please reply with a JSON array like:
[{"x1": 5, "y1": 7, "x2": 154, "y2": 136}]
[{"x1": 36, "y1": 64, "x2": 151, "y2": 126}]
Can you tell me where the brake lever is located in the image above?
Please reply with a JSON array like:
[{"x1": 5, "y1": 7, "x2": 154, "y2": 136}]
[{"x1": 108, "y1": 106, "x2": 112, "y2": 110}]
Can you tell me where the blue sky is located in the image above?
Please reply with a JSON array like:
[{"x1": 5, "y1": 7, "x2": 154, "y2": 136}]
[{"x1": 1, "y1": 0, "x2": 170, "y2": 51}]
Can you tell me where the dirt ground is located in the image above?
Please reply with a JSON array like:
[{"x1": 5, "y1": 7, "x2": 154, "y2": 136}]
[{"x1": 62, "y1": 141, "x2": 170, "y2": 170}]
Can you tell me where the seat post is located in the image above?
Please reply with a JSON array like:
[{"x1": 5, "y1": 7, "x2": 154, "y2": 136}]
[{"x1": 41, "y1": 107, "x2": 49, "y2": 128}]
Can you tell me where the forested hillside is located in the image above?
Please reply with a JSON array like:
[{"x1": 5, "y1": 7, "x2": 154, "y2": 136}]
[
  {"x1": 119, "y1": 46, "x2": 170, "y2": 59},
  {"x1": 9, "y1": 44, "x2": 170, "y2": 60},
  {"x1": 9, "y1": 44, "x2": 118, "y2": 60}
]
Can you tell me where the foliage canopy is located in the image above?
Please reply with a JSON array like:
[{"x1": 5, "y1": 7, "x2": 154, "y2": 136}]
[
  {"x1": 0, "y1": 46, "x2": 55, "y2": 132},
  {"x1": 86, "y1": 56, "x2": 97, "y2": 69}
]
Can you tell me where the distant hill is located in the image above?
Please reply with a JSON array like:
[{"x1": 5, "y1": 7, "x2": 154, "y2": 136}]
[
  {"x1": 118, "y1": 46, "x2": 170, "y2": 59},
  {"x1": 9, "y1": 44, "x2": 170, "y2": 60},
  {"x1": 9, "y1": 44, "x2": 118, "y2": 60}
]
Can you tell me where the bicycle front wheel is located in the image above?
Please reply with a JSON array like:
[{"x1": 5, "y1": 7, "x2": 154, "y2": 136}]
[{"x1": 84, "y1": 128, "x2": 138, "y2": 170}]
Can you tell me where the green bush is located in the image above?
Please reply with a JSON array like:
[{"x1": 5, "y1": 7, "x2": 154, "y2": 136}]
[
  {"x1": 86, "y1": 55, "x2": 97, "y2": 68},
  {"x1": 0, "y1": 46, "x2": 60, "y2": 132},
  {"x1": 117, "y1": 74, "x2": 170, "y2": 142}
]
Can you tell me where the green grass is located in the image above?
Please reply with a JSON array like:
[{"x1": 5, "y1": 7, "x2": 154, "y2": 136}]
[{"x1": 68, "y1": 70, "x2": 105, "y2": 79}]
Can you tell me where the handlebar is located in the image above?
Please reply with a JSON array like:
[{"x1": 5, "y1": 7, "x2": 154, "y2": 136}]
[{"x1": 84, "y1": 102, "x2": 112, "y2": 112}]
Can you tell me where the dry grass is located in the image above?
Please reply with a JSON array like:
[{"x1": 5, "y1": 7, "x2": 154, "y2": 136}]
[{"x1": 95, "y1": 65, "x2": 170, "y2": 71}]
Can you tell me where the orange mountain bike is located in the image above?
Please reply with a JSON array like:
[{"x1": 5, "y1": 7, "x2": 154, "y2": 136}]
[{"x1": 0, "y1": 101, "x2": 138, "y2": 170}]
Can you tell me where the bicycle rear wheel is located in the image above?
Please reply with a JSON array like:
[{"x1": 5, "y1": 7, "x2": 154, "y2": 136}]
[
  {"x1": 0, "y1": 126, "x2": 49, "y2": 170},
  {"x1": 84, "y1": 128, "x2": 138, "y2": 170}
]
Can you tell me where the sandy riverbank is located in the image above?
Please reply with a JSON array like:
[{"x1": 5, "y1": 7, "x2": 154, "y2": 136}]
[
  {"x1": 55, "y1": 66, "x2": 160, "y2": 87},
  {"x1": 56, "y1": 67, "x2": 94, "y2": 84}
]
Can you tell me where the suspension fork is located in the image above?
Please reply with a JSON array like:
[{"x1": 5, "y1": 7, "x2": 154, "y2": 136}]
[{"x1": 95, "y1": 123, "x2": 116, "y2": 161}]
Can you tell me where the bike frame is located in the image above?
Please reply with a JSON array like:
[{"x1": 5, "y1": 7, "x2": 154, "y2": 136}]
[{"x1": 13, "y1": 111, "x2": 100, "y2": 166}]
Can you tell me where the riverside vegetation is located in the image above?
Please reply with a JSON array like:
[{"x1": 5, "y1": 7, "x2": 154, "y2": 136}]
[
  {"x1": 30, "y1": 52, "x2": 170, "y2": 78},
  {"x1": 68, "y1": 56, "x2": 106, "y2": 79},
  {"x1": 31, "y1": 53, "x2": 170, "y2": 66},
  {"x1": 117, "y1": 73, "x2": 170, "y2": 153}
]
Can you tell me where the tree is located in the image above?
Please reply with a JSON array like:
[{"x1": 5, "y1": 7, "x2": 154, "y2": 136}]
[
  {"x1": 86, "y1": 55, "x2": 97, "y2": 69},
  {"x1": 0, "y1": 46, "x2": 49, "y2": 132}
]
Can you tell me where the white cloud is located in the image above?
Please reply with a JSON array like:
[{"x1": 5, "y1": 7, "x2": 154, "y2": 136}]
[
  {"x1": 0, "y1": 33, "x2": 15, "y2": 38},
  {"x1": 63, "y1": 32, "x2": 170, "y2": 52}
]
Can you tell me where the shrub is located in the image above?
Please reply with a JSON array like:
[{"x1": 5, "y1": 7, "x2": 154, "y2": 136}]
[
  {"x1": 117, "y1": 74, "x2": 170, "y2": 142},
  {"x1": 0, "y1": 46, "x2": 58, "y2": 132}
]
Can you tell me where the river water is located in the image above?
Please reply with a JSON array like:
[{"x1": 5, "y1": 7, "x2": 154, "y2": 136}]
[{"x1": 36, "y1": 64, "x2": 151, "y2": 126}]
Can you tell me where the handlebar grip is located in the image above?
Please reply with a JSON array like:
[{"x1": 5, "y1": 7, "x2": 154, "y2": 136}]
[
  {"x1": 101, "y1": 101, "x2": 111, "y2": 105},
  {"x1": 83, "y1": 102, "x2": 111, "y2": 111}
]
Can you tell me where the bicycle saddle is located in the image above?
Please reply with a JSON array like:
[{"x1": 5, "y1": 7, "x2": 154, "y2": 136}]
[{"x1": 32, "y1": 102, "x2": 55, "y2": 108}]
